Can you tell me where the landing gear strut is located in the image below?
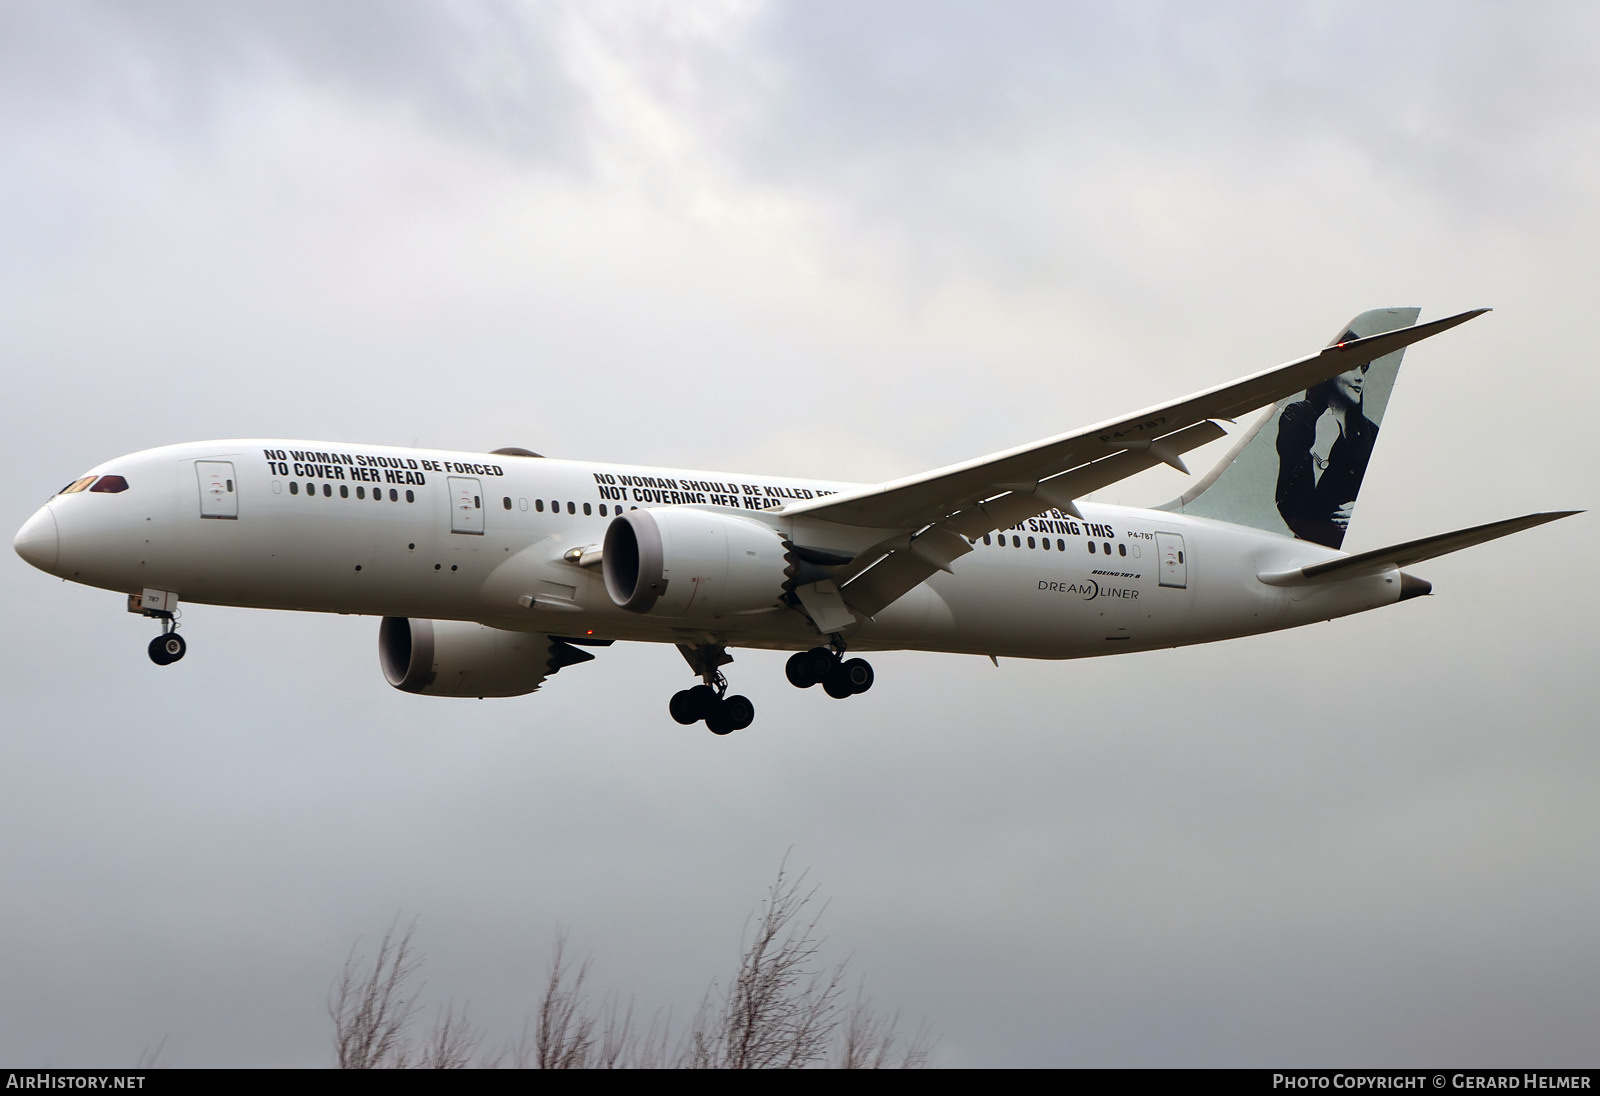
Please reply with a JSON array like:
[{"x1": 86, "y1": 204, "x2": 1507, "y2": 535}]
[
  {"x1": 671, "y1": 643, "x2": 755, "y2": 734},
  {"x1": 785, "y1": 641, "x2": 873, "y2": 699}
]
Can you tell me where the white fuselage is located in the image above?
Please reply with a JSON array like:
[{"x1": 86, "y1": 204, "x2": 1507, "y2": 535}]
[{"x1": 17, "y1": 439, "x2": 1405, "y2": 660}]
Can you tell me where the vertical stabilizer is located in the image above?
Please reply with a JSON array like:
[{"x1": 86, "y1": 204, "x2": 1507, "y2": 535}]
[{"x1": 1161, "y1": 307, "x2": 1420, "y2": 548}]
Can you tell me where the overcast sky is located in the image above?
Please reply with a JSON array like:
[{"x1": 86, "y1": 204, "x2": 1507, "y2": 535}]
[{"x1": 3, "y1": 0, "x2": 1597, "y2": 1067}]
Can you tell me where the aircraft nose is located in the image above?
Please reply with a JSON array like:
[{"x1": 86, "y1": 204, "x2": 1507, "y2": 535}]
[{"x1": 14, "y1": 505, "x2": 59, "y2": 573}]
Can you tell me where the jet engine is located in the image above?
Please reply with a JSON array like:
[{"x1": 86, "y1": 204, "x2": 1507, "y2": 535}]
[
  {"x1": 378, "y1": 617, "x2": 594, "y2": 698},
  {"x1": 602, "y1": 507, "x2": 790, "y2": 618}
]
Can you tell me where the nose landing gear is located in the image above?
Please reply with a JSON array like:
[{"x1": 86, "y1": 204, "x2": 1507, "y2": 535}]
[
  {"x1": 785, "y1": 643, "x2": 873, "y2": 699},
  {"x1": 672, "y1": 643, "x2": 755, "y2": 735},
  {"x1": 131, "y1": 590, "x2": 186, "y2": 666}
]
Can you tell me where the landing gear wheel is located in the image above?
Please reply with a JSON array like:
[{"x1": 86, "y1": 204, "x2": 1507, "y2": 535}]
[
  {"x1": 706, "y1": 695, "x2": 755, "y2": 735},
  {"x1": 786, "y1": 651, "x2": 820, "y2": 688},
  {"x1": 148, "y1": 633, "x2": 186, "y2": 666},
  {"x1": 685, "y1": 684, "x2": 718, "y2": 721},
  {"x1": 672, "y1": 685, "x2": 722, "y2": 726},
  {"x1": 669, "y1": 689, "x2": 701, "y2": 725},
  {"x1": 822, "y1": 667, "x2": 855, "y2": 699},
  {"x1": 804, "y1": 646, "x2": 836, "y2": 679},
  {"x1": 840, "y1": 658, "x2": 874, "y2": 694},
  {"x1": 722, "y1": 695, "x2": 755, "y2": 731}
]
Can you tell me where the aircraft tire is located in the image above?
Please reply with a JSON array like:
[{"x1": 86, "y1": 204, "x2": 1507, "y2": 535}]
[
  {"x1": 804, "y1": 646, "x2": 836, "y2": 679},
  {"x1": 723, "y1": 695, "x2": 755, "y2": 731},
  {"x1": 785, "y1": 651, "x2": 819, "y2": 689},
  {"x1": 841, "y1": 658, "x2": 874, "y2": 694},
  {"x1": 148, "y1": 633, "x2": 186, "y2": 666},
  {"x1": 822, "y1": 667, "x2": 855, "y2": 699},
  {"x1": 685, "y1": 684, "x2": 718, "y2": 721},
  {"x1": 669, "y1": 689, "x2": 701, "y2": 725}
]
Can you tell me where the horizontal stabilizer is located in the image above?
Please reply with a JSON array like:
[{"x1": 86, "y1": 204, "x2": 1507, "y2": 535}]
[{"x1": 1257, "y1": 510, "x2": 1581, "y2": 587}]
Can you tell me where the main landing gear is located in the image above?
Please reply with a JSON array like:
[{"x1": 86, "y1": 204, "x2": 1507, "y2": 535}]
[
  {"x1": 669, "y1": 684, "x2": 755, "y2": 735},
  {"x1": 785, "y1": 644, "x2": 874, "y2": 699},
  {"x1": 671, "y1": 643, "x2": 755, "y2": 735},
  {"x1": 668, "y1": 639, "x2": 875, "y2": 734}
]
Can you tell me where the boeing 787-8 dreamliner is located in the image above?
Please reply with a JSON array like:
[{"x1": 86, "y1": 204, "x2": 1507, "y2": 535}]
[{"x1": 14, "y1": 308, "x2": 1575, "y2": 733}]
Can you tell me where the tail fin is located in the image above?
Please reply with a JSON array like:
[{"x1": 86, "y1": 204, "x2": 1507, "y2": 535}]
[{"x1": 1161, "y1": 307, "x2": 1421, "y2": 548}]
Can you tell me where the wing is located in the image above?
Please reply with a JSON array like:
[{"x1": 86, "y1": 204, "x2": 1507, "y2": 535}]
[{"x1": 776, "y1": 309, "x2": 1489, "y2": 620}]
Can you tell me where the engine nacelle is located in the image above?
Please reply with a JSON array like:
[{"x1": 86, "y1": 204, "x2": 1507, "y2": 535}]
[
  {"x1": 602, "y1": 507, "x2": 789, "y2": 618},
  {"x1": 379, "y1": 617, "x2": 581, "y2": 698}
]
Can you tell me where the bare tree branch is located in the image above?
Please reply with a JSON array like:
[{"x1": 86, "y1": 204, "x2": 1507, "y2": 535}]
[
  {"x1": 418, "y1": 1001, "x2": 483, "y2": 1068},
  {"x1": 534, "y1": 929, "x2": 596, "y2": 1068},
  {"x1": 133, "y1": 1036, "x2": 167, "y2": 1069},
  {"x1": 836, "y1": 987, "x2": 935, "y2": 1069},
  {"x1": 329, "y1": 864, "x2": 935, "y2": 1069},
  {"x1": 329, "y1": 917, "x2": 422, "y2": 1069},
  {"x1": 688, "y1": 855, "x2": 848, "y2": 1069}
]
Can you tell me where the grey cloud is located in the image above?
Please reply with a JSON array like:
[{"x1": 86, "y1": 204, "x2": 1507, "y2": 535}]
[{"x1": 0, "y1": 0, "x2": 583, "y2": 162}]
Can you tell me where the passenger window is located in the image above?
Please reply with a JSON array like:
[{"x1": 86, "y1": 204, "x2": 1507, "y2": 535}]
[
  {"x1": 290, "y1": 482, "x2": 299, "y2": 495},
  {"x1": 1103, "y1": 542, "x2": 1111, "y2": 554},
  {"x1": 406, "y1": 490, "x2": 415, "y2": 503},
  {"x1": 583, "y1": 503, "x2": 592, "y2": 516},
  {"x1": 1056, "y1": 538, "x2": 1065, "y2": 551},
  {"x1": 89, "y1": 475, "x2": 129, "y2": 493},
  {"x1": 340, "y1": 485, "x2": 349, "y2": 498},
  {"x1": 1118, "y1": 544, "x2": 1126, "y2": 556},
  {"x1": 503, "y1": 497, "x2": 512, "y2": 510},
  {"x1": 323, "y1": 484, "x2": 332, "y2": 497},
  {"x1": 567, "y1": 502, "x2": 575, "y2": 515},
  {"x1": 1027, "y1": 536, "x2": 1035, "y2": 549},
  {"x1": 1087, "y1": 542, "x2": 1095, "y2": 553},
  {"x1": 389, "y1": 489, "x2": 398, "y2": 501},
  {"x1": 982, "y1": 534, "x2": 991, "y2": 545},
  {"x1": 1042, "y1": 537, "x2": 1051, "y2": 550},
  {"x1": 536, "y1": 499, "x2": 545, "y2": 512},
  {"x1": 357, "y1": 486, "x2": 365, "y2": 499},
  {"x1": 1012, "y1": 536, "x2": 1021, "y2": 548}
]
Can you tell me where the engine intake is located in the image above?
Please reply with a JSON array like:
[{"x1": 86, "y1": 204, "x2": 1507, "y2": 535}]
[
  {"x1": 602, "y1": 508, "x2": 789, "y2": 618},
  {"x1": 379, "y1": 617, "x2": 593, "y2": 698}
]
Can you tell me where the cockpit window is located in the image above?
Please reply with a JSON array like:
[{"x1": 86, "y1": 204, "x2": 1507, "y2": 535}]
[
  {"x1": 88, "y1": 475, "x2": 129, "y2": 493},
  {"x1": 58, "y1": 476, "x2": 97, "y2": 495}
]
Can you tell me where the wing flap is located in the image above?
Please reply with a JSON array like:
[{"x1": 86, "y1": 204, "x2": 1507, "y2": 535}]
[{"x1": 834, "y1": 420, "x2": 1229, "y2": 618}]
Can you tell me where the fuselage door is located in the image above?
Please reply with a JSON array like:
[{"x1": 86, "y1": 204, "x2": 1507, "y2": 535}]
[
  {"x1": 1156, "y1": 532, "x2": 1187, "y2": 589},
  {"x1": 449, "y1": 476, "x2": 484, "y2": 535},
  {"x1": 196, "y1": 461, "x2": 238, "y2": 520}
]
